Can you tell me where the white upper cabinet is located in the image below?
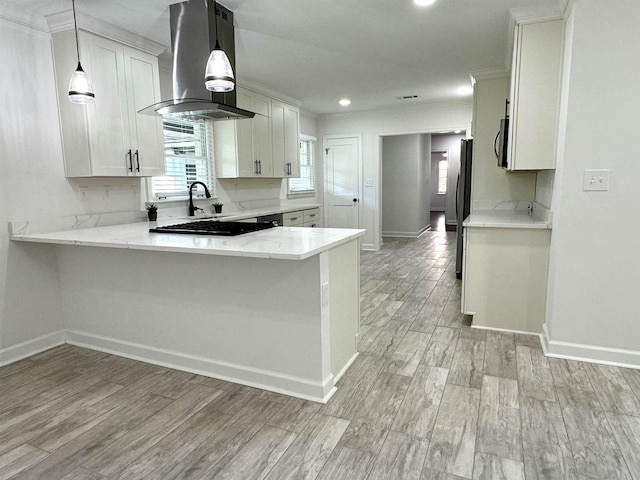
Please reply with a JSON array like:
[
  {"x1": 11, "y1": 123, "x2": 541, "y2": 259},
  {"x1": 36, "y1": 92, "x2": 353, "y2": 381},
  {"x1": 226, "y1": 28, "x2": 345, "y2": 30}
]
[
  {"x1": 52, "y1": 30, "x2": 164, "y2": 177},
  {"x1": 214, "y1": 86, "x2": 300, "y2": 178},
  {"x1": 272, "y1": 100, "x2": 300, "y2": 178},
  {"x1": 506, "y1": 19, "x2": 563, "y2": 171}
]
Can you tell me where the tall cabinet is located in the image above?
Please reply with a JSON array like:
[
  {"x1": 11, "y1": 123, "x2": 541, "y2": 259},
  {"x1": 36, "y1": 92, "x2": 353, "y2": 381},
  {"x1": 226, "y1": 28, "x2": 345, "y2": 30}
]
[
  {"x1": 214, "y1": 86, "x2": 300, "y2": 178},
  {"x1": 52, "y1": 29, "x2": 164, "y2": 177}
]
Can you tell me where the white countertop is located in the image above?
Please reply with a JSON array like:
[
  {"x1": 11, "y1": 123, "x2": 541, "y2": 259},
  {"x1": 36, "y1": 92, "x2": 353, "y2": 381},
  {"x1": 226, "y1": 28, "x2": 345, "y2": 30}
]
[
  {"x1": 463, "y1": 210, "x2": 551, "y2": 229},
  {"x1": 10, "y1": 220, "x2": 365, "y2": 260}
]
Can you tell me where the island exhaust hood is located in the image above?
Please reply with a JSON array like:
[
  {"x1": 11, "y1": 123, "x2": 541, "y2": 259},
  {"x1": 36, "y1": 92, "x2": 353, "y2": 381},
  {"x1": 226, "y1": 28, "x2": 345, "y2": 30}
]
[{"x1": 138, "y1": 0, "x2": 254, "y2": 121}]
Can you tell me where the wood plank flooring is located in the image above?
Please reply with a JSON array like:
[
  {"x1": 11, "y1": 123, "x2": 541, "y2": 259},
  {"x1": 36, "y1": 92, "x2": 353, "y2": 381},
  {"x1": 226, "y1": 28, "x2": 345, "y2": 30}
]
[{"x1": 2, "y1": 231, "x2": 640, "y2": 479}]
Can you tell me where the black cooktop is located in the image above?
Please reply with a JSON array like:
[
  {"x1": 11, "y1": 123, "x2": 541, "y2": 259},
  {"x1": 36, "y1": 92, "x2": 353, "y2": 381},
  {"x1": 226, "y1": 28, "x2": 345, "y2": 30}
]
[{"x1": 149, "y1": 221, "x2": 276, "y2": 236}]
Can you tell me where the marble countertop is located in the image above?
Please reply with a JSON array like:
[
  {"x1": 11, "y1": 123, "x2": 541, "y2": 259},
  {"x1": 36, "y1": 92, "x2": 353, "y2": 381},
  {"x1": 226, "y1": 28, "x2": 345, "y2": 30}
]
[
  {"x1": 463, "y1": 210, "x2": 552, "y2": 229},
  {"x1": 10, "y1": 220, "x2": 365, "y2": 260}
]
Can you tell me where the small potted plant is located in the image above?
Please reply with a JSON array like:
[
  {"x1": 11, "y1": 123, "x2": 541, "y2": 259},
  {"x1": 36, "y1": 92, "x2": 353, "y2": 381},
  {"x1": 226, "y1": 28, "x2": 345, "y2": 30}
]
[
  {"x1": 212, "y1": 201, "x2": 224, "y2": 214},
  {"x1": 146, "y1": 203, "x2": 158, "y2": 221}
]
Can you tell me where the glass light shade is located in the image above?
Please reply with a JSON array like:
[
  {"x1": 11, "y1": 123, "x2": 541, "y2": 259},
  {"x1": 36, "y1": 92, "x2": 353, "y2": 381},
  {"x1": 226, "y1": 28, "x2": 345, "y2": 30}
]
[
  {"x1": 204, "y1": 49, "x2": 235, "y2": 92},
  {"x1": 68, "y1": 63, "x2": 95, "y2": 104}
]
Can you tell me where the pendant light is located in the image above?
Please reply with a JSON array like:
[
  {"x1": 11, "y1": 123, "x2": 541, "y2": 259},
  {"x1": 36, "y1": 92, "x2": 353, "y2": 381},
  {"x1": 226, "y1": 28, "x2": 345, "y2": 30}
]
[
  {"x1": 204, "y1": 1, "x2": 235, "y2": 92},
  {"x1": 68, "y1": 0, "x2": 95, "y2": 104}
]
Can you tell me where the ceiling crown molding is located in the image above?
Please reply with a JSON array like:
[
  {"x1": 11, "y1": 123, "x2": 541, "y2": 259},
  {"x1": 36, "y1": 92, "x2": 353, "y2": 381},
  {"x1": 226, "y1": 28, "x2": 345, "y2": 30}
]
[
  {"x1": 45, "y1": 10, "x2": 167, "y2": 56},
  {"x1": 469, "y1": 68, "x2": 509, "y2": 82},
  {"x1": 509, "y1": 4, "x2": 564, "y2": 24},
  {"x1": 0, "y1": 5, "x2": 50, "y2": 35}
]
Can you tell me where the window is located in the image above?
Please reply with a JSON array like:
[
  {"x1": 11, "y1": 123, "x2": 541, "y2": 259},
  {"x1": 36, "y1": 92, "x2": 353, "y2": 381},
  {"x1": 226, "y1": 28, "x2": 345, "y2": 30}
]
[
  {"x1": 288, "y1": 134, "x2": 316, "y2": 196},
  {"x1": 150, "y1": 118, "x2": 214, "y2": 200},
  {"x1": 438, "y1": 159, "x2": 448, "y2": 194}
]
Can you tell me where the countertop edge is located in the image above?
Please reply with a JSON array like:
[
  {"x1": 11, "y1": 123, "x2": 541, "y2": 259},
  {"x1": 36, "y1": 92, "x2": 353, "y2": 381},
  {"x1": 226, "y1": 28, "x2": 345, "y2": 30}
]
[
  {"x1": 463, "y1": 210, "x2": 552, "y2": 230},
  {"x1": 11, "y1": 225, "x2": 366, "y2": 260}
]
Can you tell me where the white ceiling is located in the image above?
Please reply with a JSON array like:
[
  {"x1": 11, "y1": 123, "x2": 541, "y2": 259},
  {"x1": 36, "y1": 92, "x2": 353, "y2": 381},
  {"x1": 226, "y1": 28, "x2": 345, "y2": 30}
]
[{"x1": 8, "y1": 0, "x2": 560, "y2": 115}]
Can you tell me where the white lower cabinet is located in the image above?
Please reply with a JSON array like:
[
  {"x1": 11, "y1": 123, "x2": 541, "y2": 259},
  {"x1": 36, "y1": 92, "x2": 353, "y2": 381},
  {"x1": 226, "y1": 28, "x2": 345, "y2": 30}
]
[
  {"x1": 52, "y1": 30, "x2": 164, "y2": 177},
  {"x1": 303, "y1": 208, "x2": 320, "y2": 227},
  {"x1": 283, "y1": 208, "x2": 320, "y2": 227},
  {"x1": 283, "y1": 211, "x2": 304, "y2": 227},
  {"x1": 462, "y1": 226, "x2": 550, "y2": 333},
  {"x1": 215, "y1": 87, "x2": 300, "y2": 179}
]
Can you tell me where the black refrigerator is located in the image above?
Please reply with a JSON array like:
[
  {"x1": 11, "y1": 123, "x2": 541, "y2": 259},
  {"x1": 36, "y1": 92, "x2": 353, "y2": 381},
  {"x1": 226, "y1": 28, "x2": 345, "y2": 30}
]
[{"x1": 455, "y1": 138, "x2": 473, "y2": 279}]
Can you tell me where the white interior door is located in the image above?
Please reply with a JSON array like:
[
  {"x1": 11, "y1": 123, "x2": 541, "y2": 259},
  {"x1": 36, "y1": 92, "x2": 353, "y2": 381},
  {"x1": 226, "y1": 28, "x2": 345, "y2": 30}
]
[{"x1": 325, "y1": 136, "x2": 360, "y2": 229}]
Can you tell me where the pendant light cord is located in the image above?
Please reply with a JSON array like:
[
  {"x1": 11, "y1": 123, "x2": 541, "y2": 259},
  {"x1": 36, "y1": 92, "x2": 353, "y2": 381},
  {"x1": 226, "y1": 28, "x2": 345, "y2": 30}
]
[
  {"x1": 213, "y1": 1, "x2": 221, "y2": 50},
  {"x1": 71, "y1": 0, "x2": 80, "y2": 64}
]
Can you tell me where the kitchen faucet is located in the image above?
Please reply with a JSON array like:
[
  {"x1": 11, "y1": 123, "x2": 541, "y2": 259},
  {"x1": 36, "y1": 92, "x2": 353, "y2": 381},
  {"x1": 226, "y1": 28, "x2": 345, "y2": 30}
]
[{"x1": 188, "y1": 181, "x2": 212, "y2": 216}]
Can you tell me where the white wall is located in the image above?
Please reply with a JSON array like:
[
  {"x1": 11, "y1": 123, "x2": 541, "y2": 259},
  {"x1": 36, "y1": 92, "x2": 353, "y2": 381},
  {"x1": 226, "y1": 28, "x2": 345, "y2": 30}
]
[
  {"x1": 544, "y1": 0, "x2": 640, "y2": 364},
  {"x1": 470, "y1": 75, "x2": 536, "y2": 210},
  {"x1": 432, "y1": 133, "x2": 465, "y2": 224},
  {"x1": 0, "y1": 14, "x2": 142, "y2": 355},
  {"x1": 535, "y1": 170, "x2": 555, "y2": 208},
  {"x1": 381, "y1": 134, "x2": 431, "y2": 237},
  {"x1": 318, "y1": 102, "x2": 472, "y2": 249}
]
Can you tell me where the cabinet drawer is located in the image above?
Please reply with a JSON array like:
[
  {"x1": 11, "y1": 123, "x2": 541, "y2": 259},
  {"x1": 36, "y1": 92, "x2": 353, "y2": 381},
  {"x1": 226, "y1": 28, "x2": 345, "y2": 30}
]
[
  {"x1": 303, "y1": 209, "x2": 320, "y2": 224},
  {"x1": 283, "y1": 211, "x2": 304, "y2": 226}
]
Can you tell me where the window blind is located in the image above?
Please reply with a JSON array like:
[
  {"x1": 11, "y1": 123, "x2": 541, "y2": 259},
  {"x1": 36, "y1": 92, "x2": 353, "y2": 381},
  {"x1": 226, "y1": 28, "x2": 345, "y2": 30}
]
[
  {"x1": 289, "y1": 136, "x2": 316, "y2": 194},
  {"x1": 151, "y1": 118, "x2": 214, "y2": 200}
]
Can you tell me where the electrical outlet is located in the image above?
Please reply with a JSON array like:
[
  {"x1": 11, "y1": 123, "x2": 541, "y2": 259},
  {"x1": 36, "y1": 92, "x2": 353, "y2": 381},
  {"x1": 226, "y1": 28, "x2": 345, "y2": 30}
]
[{"x1": 583, "y1": 169, "x2": 610, "y2": 191}]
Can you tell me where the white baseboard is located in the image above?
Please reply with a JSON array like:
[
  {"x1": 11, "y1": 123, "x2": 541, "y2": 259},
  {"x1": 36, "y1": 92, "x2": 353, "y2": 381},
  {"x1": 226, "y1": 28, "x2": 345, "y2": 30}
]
[
  {"x1": 65, "y1": 330, "x2": 337, "y2": 402},
  {"x1": 382, "y1": 225, "x2": 430, "y2": 238},
  {"x1": 361, "y1": 243, "x2": 376, "y2": 251},
  {"x1": 333, "y1": 352, "x2": 359, "y2": 384},
  {"x1": 542, "y1": 323, "x2": 640, "y2": 370},
  {"x1": 0, "y1": 331, "x2": 66, "y2": 367},
  {"x1": 471, "y1": 324, "x2": 542, "y2": 337}
]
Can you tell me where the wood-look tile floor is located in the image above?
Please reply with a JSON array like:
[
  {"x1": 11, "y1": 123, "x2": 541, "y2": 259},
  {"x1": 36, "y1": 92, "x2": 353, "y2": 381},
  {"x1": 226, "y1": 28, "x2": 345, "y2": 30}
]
[{"x1": 2, "y1": 231, "x2": 640, "y2": 479}]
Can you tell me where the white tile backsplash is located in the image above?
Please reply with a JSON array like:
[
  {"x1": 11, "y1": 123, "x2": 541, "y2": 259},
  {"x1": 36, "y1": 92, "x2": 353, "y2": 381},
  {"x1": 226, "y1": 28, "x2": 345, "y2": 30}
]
[{"x1": 535, "y1": 170, "x2": 555, "y2": 209}]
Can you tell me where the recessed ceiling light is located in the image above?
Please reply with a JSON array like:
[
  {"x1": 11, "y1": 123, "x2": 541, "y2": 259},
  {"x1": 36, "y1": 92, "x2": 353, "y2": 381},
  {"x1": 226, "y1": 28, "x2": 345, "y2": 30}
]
[
  {"x1": 339, "y1": 98, "x2": 351, "y2": 107},
  {"x1": 414, "y1": 0, "x2": 436, "y2": 6},
  {"x1": 456, "y1": 86, "x2": 473, "y2": 96}
]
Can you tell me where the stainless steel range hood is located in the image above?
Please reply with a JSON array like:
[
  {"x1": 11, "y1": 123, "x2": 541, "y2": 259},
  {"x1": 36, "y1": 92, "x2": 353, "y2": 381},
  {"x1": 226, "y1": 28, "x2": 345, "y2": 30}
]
[{"x1": 138, "y1": 0, "x2": 254, "y2": 121}]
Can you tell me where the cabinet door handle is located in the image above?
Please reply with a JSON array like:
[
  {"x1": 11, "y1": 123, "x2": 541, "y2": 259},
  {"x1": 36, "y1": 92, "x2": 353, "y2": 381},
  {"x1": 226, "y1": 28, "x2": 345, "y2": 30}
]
[
  {"x1": 258, "y1": 160, "x2": 262, "y2": 175},
  {"x1": 134, "y1": 150, "x2": 140, "y2": 172},
  {"x1": 127, "y1": 149, "x2": 133, "y2": 172},
  {"x1": 254, "y1": 160, "x2": 259, "y2": 175}
]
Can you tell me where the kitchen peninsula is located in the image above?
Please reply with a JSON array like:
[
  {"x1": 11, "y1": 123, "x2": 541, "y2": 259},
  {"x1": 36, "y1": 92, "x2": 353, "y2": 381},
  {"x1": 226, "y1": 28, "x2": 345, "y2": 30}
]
[{"x1": 10, "y1": 214, "x2": 365, "y2": 403}]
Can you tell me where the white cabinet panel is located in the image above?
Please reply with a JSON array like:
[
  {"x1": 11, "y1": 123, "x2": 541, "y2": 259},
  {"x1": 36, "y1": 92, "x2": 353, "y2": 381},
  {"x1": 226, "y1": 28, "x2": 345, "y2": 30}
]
[
  {"x1": 215, "y1": 87, "x2": 299, "y2": 178},
  {"x1": 52, "y1": 30, "x2": 163, "y2": 177},
  {"x1": 506, "y1": 19, "x2": 563, "y2": 171},
  {"x1": 462, "y1": 226, "x2": 550, "y2": 333}
]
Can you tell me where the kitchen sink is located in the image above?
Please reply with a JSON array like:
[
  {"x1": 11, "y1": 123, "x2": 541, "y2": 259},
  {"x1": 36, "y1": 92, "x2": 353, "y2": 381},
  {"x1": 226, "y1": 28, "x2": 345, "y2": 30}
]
[{"x1": 149, "y1": 220, "x2": 276, "y2": 236}]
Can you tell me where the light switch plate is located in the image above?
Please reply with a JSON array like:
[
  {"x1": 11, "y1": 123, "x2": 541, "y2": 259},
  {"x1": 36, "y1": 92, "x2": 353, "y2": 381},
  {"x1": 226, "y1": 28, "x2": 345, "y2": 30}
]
[
  {"x1": 364, "y1": 178, "x2": 373, "y2": 187},
  {"x1": 583, "y1": 169, "x2": 610, "y2": 191}
]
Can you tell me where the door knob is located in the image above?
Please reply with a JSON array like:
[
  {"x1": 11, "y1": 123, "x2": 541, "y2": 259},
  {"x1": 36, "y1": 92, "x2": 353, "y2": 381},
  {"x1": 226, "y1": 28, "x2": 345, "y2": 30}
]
[{"x1": 353, "y1": 198, "x2": 358, "y2": 203}]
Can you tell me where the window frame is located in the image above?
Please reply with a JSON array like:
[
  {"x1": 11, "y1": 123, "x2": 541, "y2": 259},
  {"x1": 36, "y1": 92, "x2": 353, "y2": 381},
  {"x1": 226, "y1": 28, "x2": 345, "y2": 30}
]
[
  {"x1": 288, "y1": 134, "x2": 317, "y2": 198},
  {"x1": 437, "y1": 157, "x2": 448, "y2": 195},
  {"x1": 146, "y1": 118, "x2": 215, "y2": 204}
]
